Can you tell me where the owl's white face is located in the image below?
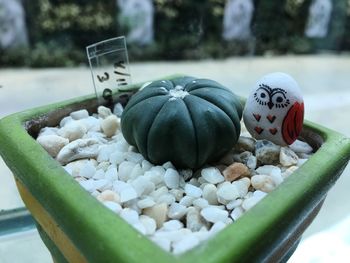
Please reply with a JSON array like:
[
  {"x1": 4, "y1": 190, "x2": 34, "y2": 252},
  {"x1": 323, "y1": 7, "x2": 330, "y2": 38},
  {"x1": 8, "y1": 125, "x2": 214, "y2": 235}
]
[{"x1": 243, "y1": 72, "x2": 304, "y2": 146}]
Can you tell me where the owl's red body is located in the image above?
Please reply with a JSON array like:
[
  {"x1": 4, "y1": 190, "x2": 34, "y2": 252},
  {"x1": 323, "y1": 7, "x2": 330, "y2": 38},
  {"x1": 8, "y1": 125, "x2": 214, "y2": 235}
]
[{"x1": 282, "y1": 102, "x2": 304, "y2": 145}]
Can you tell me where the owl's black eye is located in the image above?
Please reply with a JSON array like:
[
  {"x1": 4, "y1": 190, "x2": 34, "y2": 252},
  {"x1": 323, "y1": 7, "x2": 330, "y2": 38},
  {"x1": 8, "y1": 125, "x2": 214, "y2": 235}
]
[
  {"x1": 276, "y1": 96, "x2": 283, "y2": 103},
  {"x1": 260, "y1": 93, "x2": 266, "y2": 98}
]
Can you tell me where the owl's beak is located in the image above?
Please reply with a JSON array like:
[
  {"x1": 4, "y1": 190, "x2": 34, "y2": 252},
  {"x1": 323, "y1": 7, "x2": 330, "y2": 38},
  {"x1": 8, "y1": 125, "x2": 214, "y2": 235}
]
[{"x1": 268, "y1": 102, "x2": 274, "y2": 109}]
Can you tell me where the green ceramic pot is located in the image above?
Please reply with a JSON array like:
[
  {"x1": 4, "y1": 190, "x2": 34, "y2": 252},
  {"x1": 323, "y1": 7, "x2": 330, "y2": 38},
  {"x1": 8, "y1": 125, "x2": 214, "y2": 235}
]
[{"x1": 0, "y1": 75, "x2": 349, "y2": 263}]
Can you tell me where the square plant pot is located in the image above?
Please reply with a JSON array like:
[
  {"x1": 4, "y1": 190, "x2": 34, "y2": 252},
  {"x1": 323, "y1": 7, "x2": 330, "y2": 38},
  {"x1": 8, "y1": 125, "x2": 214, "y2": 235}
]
[{"x1": 1, "y1": 75, "x2": 350, "y2": 263}]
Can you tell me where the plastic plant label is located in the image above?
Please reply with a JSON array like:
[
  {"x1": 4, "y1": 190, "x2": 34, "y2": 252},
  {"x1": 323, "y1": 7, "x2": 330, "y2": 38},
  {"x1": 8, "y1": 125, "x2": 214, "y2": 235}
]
[{"x1": 86, "y1": 36, "x2": 132, "y2": 104}]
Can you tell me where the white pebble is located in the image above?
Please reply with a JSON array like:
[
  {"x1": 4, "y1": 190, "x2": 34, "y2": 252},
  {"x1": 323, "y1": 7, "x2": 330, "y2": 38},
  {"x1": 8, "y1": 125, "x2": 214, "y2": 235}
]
[
  {"x1": 104, "y1": 166, "x2": 118, "y2": 181},
  {"x1": 113, "y1": 103, "x2": 124, "y2": 117},
  {"x1": 37, "y1": 135, "x2": 69, "y2": 157},
  {"x1": 200, "y1": 206, "x2": 229, "y2": 223},
  {"x1": 280, "y1": 147, "x2": 299, "y2": 167},
  {"x1": 124, "y1": 151, "x2": 144, "y2": 164},
  {"x1": 56, "y1": 138, "x2": 100, "y2": 165},
  {"x1": 150, "y1": 237, "x2": 171, "y2": 252},
  {"x1": 59, "y1": 116, "x2": 73, "y2": 127},
  {"x1": 101, "y1": 115, "x2": 119, "y2": 137},
  {"x1": 172, "y1": 235, "x2": 200, "y2": 255},
  {"x1": 141, "y1": 160, "x2": 153, "y2": 172},
  {"x1": 169, "y1": 189, "x2": 184, "y2": 202},
  {"x1": 289, "y1": 140, "x2": 313, "y2": 154},
  {"x1": 103, "y1": 201, "x2": 122, "y2": 214},
  {"x1": 118, "y1": 161, "x2": 136, "y2": 181},
  {"x1": 162, "y1": 220, "x2": 184, "y2": 231},
  {"x1": 216, "y1": 183, "x2": 240, "y2": 202},
  {"x1": 70, "y1": 109, "x2": 89, "y2": 120},
  {"x1": 209, "y1": 221, "x2": 227, "y2": 235},
  {"x1": 139, "y1": 215, "x2": 157, "y2": 235},
  {"x1": 164, "y1": 168, "x2": 180, "y2": 189},
  {"x1": 242, "y1": 190, "x2": 267, "y2": 211},
  {"x1": 131, "y1": 176, "x2": 155, "y2": 196},
  {"x1": 201, "y1": 167, "x2": 225, "y2": 184},
  {"x1": 120, "y1": 186, "x2": 138, "y2": 202},
  {"x1": 297, "y1": 158, "x2": 308, "y2": 167},
  {"x1": 202, "y1": 184, "x2": 219, "y2": 205},
  {"x1": 186, "y1": 207, "x2": 208, "y2": 232},
  {"x1": 93, "y1": 169, "x2": 105, "y2": 180},
  {"x1": 97, "y1": 106, "x2": 112, "y2": 119},
  {"x1": 79, "y1": 161, "x2": 96, "y2": 178},
  {"x1": 168, "y1": 203, "x2": 187, "y2": 220},
  {"x1": 57, "y1": 121, "x2": 87, "y2": 142},
  {"x1": 150, "y1": 186, "x2": 168, "y2": 200},
  {"x1": 79, "y1": 179, "x2": 96, "y2": 192},
  {"x1": 137, "y1": 197, "x2": 156, "y2": 209},
  {"x1": 251, "y1": 175, "x2": 276, "y2": 193},
  {"x1": 109, "y1": 151, "x2": 125, "y2": 165},
  {"x1": 230, "y1": 206, "x2": 244, "y2": 220},
  {"x1": 120, "y1": 208, "x2": 139, "y2": 224},
  {"x1": 192, "y1": 198, "x2": 209, "y2": 209},
  {"x1": 179, "y1": 196, "x2": 195, "y2": 207},
  {"x1": 97, "y1": 190, "x2": 120, "y2": 203},
  {"x1": 184, "y1": 184, "x2": 202, "y2": 198},
  {"x1": 162, "y1": 161, "x2": 175, "y2": 170},
  {"x1": 226, "y1": 199, "x2": 243, "y2": 210},
  {"x1": 157, "y1": 193, "x2": 176, "y2": 205}
]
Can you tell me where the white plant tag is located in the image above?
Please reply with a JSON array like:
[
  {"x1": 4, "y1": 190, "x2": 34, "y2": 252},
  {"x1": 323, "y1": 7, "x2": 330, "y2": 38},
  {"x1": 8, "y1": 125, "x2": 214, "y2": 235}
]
[{"x1": 86, "y1": 36, "x2": 132, "y2": 104}]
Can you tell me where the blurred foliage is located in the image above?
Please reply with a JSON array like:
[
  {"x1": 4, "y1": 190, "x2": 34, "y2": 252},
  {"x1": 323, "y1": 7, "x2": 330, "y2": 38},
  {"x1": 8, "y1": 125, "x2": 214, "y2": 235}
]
[{"x1": 1, "y1": 0, "x2": 350, "y2": 67}]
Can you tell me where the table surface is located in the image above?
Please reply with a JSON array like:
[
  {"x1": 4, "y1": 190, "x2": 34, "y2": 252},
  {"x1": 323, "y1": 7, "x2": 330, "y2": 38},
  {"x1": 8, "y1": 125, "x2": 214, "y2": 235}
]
[{"x1": 1, "y1": 54, "x2": 350, "y2": 262}]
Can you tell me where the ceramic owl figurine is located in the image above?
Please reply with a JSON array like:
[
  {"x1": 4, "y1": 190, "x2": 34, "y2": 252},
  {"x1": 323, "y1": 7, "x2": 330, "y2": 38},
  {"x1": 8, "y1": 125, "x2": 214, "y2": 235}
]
[{"x1": 243, "y1": 72, "x2": 304, "y2": 146}]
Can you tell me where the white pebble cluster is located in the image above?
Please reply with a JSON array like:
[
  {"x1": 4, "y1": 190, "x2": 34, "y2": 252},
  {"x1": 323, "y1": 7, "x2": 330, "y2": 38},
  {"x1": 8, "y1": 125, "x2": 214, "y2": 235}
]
[{"x1": 36, "y1": 104, "x2": 313, "y2": 254}]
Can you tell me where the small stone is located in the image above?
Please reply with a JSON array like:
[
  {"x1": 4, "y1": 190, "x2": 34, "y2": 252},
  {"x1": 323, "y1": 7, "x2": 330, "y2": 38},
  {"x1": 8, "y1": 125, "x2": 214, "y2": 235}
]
[
  {"x1": 251, "y1": 175, "x2": 276, "y2": 192},
  {"x1": 217, "y1": 183, "x2": 240, "y2": 202},
  {"x1": 192, "y1": 198, "x2": 209, "y2": 209},
  {"x1": 150, "y1": 237, "x2": 171, "y2": 252},
  {"x1": 226, "y1": 199, "x2": 243, "y2": 210},
  {"x1": 186, "y1": 207, "x2": 208, "y2": 232},
  {"x1": 38, "y1": 127, "x2": 59, "y2": 137},
  {"x1": 120, "y1": 208, "x2": 139, "y2": 224},
  {"x1": 118, "y1": 161, "x2": 136, "y2": 181},
  {"x1": 120, "y1": 186, "x2": 138, "y2": 202},
  {"x1": 179, "y1": 196, "x2": 195, "y2": 207},
  {"x1": 109, "y1": 151, "x2": 125, "y2": 165},
  {"x1": 70, "y1": 109, "x2": 89, "y2": 120},
  {"x1": 94, "y1": 179, "x2": 111, "y2": 191},
  {"x1": 57, "y1": 121, "x2": 87, "y2": 142},
  {"x1": 93, "y1": 169, "x2": 105, "y2": 180},
  {"x1": 101, "y1": 115, "x2": 119, "y2": 137},
  {"x1": 280, "y1": 147, "x2": 298, "y2": 167},
  {"x1": 200, "y1": 206, "x2": 229, "y2": 223},
  {"x1": 168, "y1": 202, "x2": 187, "y2": 220},
  {"x1": 223, "y1": 163, "x2": 250, "y2": 182},
  {"x1": 162, "y1": 220, "x2": 184, "y2": 231},
  {"x1": 297, "y1": 158, "x2": 308, "y2": 167},
  {"x1": 60, "y1": 116, "x2": 73, "y2": 127},
  {"x1": 164, "y1": 168, "x2": 180, "y2": 189},
  {"x1": 255, "y1": 140, "x2": 281, "y2": 165},
  {"x1": 103, "y1": 201, "x2": 122, "y2": 213},
  {"x1": 79, "y1": 161, "x2": 97, "y2": 178},
  {"x1": 37, "y1": 135, "x2": 69, "y2": 157},
  {"x1": 137, "y1": 198, "x2": 155, "y2": 210},
  {"x1": 56, "y1": 138, "x2": 100, "y2": 165},
  {"x1": 124, "y1": 151, "x2": 144, "y2": 164},
  {"x1": 144, "y1": 203, "x2": 168, "y2": 228},
  {"x1": 172, "y1": 235, "x2": 200, "y2": 254},
  {"x1": 189, "y1": 178, "x2": 200, "y2": 187},
  {"x1": 129, "y1": 164, "x2": 144, "y2": 180},
  {"x1": 79, "y1": 179, "x2": 96, "y2": 192},
  {"x1": 289, "y1": 140, "x2": 313, "y2": 154},
  {"x1": 169, "y1": 189, "x2": 184, "y2": 202},
  {"x1": 113, "y1": 103, "x2": 124, "y2": 117},
  {"x1": 162, "y1": 161, "x2": 175, "y2": 170},
  {"x1": 156, "y1": 193, "x2": 176, "y2": 205},
  {"x1": 202, "y1": 184, "x2": 218, "y2": 205},
  {"x1": 232, "y1": 178, "x2": 250, "y2": 198},
  {"x1": 97, "y1": 106, "x2": 112, "y2": 119},
  {"x1": 139, "y1": 215, "x2": 157, "y2": 235},
  {"x1": 242, "y1": 190, "x2": 267, "y2": 211},
  {"x1": 201, "y1": 167, "x2": 225, "y2": 184},
  {"x1": 184, "y1": 184, "x2": 202, "y2": 198},
  {"x1": 209, "y1": 221, "x2": 227, "y2": 235},
  {"x1": 150, "y1": 186, "x2": 168, "y2": 200},
  {"x1": 235, "y1": 136, "x2": 256, "y2": 152},
  {"x1": 104, "y1": 166, "x2": 118, "y2": 181},
  {"x1": 230, "y1": 206, "x2": 244, "y2": 220},
  {"x1": 132, "y1": 222, "x2": 147, "y2": 235},
  {"x1": 97, "y1": 190, "x2": 120, "y2": 203},
  {"x1": 141, "y1": 160, "x2": 153, "y2": 172},
  {"x1": 80, "y1": 116, "x2": 101, "y2": 132},
  {"x1": 131, "y1": 176, "x2": 155, "y2": 196}
]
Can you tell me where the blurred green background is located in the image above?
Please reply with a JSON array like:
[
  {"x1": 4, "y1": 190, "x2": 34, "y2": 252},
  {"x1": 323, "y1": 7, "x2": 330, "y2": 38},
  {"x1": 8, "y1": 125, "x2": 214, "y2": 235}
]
[{"x1": 1, "y1": 0, "x2": 350, "y2": 68}]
